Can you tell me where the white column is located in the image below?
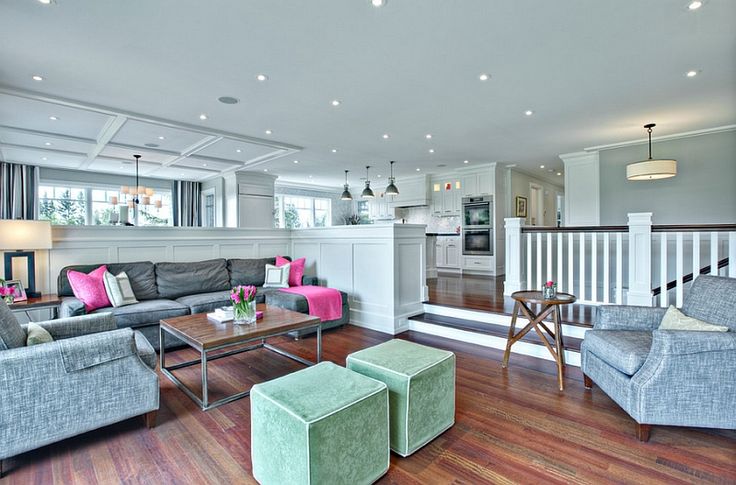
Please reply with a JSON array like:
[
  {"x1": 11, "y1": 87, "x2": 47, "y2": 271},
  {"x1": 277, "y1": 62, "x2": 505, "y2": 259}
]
[
  {"x1": 627, "y1": 212, "x2": 653, "y2": 306},
  {"x1": 504, "y1": 217, "x2": 524, "y2": 295}
]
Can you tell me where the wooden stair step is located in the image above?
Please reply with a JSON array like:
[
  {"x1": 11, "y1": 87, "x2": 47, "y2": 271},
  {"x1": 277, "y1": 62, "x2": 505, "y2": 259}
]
[{"x1": 409, "y1": 313, "x2": 582, "y2": 352}]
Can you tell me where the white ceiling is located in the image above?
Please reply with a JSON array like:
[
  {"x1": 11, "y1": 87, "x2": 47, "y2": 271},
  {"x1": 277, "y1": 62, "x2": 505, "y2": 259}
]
[{"x1": 0, "y1": 0, "x2": 734, "y2": 187}]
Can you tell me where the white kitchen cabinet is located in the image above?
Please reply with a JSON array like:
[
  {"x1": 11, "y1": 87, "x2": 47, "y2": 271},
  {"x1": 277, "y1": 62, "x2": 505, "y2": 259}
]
[
  {"x1": 431, "y1": 179, "x2": 462, "y2": 217},
  {"x1": 368, "y1": 192, "x2": 395, "y2": 221},
  {"x1": 461, "y1": 171, "x2": 493, "y2": 197},
  {"x1": 436, "y1": 236, "x2": 461, "y2": 269},
  {"x1": 462, "y1": 175, "x2": 478, "y2": 197}
]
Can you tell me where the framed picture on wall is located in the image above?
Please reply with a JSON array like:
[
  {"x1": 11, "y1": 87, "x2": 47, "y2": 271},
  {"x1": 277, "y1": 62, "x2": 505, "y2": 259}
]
[
  {"x1": 4, "y1": 280, "x2": 27, "y2": 302},
  {"x1": 515, "y1": 196, "x2": 528, "y2": 218}
]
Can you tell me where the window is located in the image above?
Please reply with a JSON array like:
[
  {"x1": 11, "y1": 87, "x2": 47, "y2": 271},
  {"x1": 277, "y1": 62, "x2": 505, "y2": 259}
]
[
  {"x1": 202, "y1": 192, "x2": 216, "y2": 227},
  {"x1": 274, "y1": 195, "x2": 332, "y2": 229},
  {"x1": 39, "y1": 183, "x2": 172, "y2": 226}
]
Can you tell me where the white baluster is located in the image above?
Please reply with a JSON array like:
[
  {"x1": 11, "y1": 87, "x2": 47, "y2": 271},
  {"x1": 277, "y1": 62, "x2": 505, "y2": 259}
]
[
  {"x1": 579, "y1": 232, "x2": 586, "y2": 302},
  {"x1": 676, "y1": 232, "x2": 684, "y2": 307},
  {"x1": 692, "y1": 232, "x2": 700, "y2": 283},
  {"x1": 568, "y1": 233, "x2": 574, "y2": 296},
  {"x1": 730, "y1": 232, "x2": 736, "y2": 278},
  {"x1": 616, "y1": 232, "x2": 623, "y2": 304},
  {"x1": 710, "y1": 231, "x2": 718, "y2": 275},
  {"x1": 536, "y1": 232, "x2": 543, "y2": 290},
  {"x1": 660, "y1": 232, "x2": 668, "y2": 308},
  {"x1": 603, "y1": 233, "x2": 610, "y2": 304},
  {"x1": 557, "y1": 233, "x2": 563, "y2": 293},
  {"x1": 547, "y1": 232, "x2": 553, "y2": 283},
  {"x1": 527, "y1": 233, "x2": 533, "y2": 290},
  {"x1": 591, "y1": 232, "x2": 597, "y2": 303}
]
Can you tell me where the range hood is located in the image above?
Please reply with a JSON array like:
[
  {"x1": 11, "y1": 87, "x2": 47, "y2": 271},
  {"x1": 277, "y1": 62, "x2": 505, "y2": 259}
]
[{"x1": 388, "y1": 174, "x2": 429, "y2": 208}]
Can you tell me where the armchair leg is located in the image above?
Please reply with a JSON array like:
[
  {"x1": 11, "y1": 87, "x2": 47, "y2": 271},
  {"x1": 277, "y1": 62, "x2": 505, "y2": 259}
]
[
  {"x1": 143, "y1": 410, "x2": 157, "y2": 429},
  {"x1": 583, "y1": 374, "x2": 593, "y2": 389},
  {"x1": 1, "y1": 458, "x2": 4, "y2": 478},
  {"x1": 636, "y1": 423, "x2": 652, "y2": 442}
]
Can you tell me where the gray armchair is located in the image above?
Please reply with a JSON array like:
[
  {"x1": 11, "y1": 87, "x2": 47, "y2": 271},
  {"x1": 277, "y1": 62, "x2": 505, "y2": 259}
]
[
  {"x1": 0, "y1": 301, "x2": 159, "y2": 477},
  {"x1": 581, "y1": 275, "x2": 736, "y2": 441}
]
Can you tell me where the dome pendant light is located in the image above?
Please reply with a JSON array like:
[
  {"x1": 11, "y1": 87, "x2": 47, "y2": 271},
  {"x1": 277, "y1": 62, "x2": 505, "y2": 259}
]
[
  {"x1": 385, "y1": 160, "x2": 400, "y2": 196},
  {"x1": 340, "y1": 170, "x2": 353, "y2": 201},
  {"x1": 361, "y1": 165, "x2": 375, "y2": 199},
  {"x1": 626, "y1": 123, "x2": 677, "y2": 181}
]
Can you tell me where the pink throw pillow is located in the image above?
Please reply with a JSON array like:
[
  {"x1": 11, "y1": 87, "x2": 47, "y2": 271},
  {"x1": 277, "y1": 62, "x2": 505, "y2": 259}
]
[
  {"x1": 276, "y1": 256, "x2": 305, "y2": 287},
  {"x1": 67, "y1": 265, "x2": 112, "y2": 312}
]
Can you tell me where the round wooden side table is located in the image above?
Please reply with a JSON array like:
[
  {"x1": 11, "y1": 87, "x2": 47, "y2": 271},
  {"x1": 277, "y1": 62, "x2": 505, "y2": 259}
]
[{"x1": 502, "y1": 290, "x2": 577, "y2": 391}]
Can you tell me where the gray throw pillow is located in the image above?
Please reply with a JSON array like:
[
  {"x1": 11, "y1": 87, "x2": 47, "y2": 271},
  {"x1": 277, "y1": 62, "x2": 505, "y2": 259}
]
[
  {"x1": 263, "y1": 263, "x2": 290, "y2": 289},
  {"x1": 0, "y1": 300, "x2": 27, "y2": 350},
  {"x1": 659, "y1": 306, "x2": 729, "y2": 332},
  {"x1": 103, "y1": 271, "x2": 139, "y2": 307},
  {"x1": 26, "y1": 322, "x2": 54, "y2": 346}
]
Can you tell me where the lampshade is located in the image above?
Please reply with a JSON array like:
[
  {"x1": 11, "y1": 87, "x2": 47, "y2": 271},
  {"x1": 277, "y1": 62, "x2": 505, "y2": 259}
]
[
  {"x1": 137, "y1": 185, "x2": 146, "y2": 195},
  {"x1": 0, "y1": 220, "x2": 52, "y2": 250},
  {"x1": 385, "y1": 180, "x2": 399, "y2": 196},
  {"x1": 626, "y1": 159, "x2": 677, "y2": 180},
  {"x1": 145, "y1": 187, "x2": 155, "y2": 196},
  {"x1": 154, "y1": 199, "x2": 163, "y2": 209},
  {"x1": 341, "y1": 186, "x2": 353, "y2": 201},
  {"x1": 120, "y1": 186, "x2": 129, "y2": 195},
  {"x1": 142, "y1": 196, "x2": 151, "y2": 205},
  {"x1": 110, "y1": 195, "x2": 119, "y2": 205},
  {"x1": 361, "y1": 182, "x2": 375, "y2": 199}
]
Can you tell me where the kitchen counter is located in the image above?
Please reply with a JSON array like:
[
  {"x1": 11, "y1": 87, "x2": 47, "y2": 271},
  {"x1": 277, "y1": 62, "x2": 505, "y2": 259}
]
[{"x1": 426, "y1": 232, "x2": 460, "y2": 236}]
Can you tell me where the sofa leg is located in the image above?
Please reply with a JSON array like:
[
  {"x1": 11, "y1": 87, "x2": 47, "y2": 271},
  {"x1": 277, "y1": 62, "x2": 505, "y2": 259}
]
[
  {"x1": 143, "y1": 410, "x2": 157, "y2": 429},
  {"x1": 636, "y1": 423, "x2": 652, "y2": 442},
  {"x1": 1, "y1": 458, "x2": 4, "y2": 478},
  {"x1": 583, "y1": 374, "x2": 593, "y2": 389}
]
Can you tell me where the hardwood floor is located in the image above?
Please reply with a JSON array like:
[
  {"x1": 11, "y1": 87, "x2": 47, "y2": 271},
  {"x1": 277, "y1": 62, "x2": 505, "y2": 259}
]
[
  {"x1": 3, "y1": 326, "x2": 735, "y2": 484},
  {"x1": 428, "y1": 274, "x2": 596, "y2": 327}
]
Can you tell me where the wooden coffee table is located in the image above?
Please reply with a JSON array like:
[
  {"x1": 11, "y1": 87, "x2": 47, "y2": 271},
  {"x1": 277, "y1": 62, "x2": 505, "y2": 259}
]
[
  {"x1": 502, "y1": 290, "x2": 576, "y2": 391},
  {"x1": 160, "y1": 304, "x2": 321, "y2": 411}
]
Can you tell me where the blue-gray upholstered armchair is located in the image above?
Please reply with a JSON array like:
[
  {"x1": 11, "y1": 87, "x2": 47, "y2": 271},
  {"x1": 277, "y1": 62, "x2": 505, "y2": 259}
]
[
  {"x1": 581, "y1": 275, "x2": 736, "y2": 441},
  {"x1": 0, "y1": 300, "x2": 159, "y2": 477}
]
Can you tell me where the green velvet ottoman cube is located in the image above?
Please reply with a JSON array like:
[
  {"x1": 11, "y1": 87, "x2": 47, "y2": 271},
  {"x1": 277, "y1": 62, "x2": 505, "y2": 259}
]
[
  {"x1": 347, "y1": 339, "x2": 455, "y2": 457},
  {"x1": 250, "y1": 361, "x2": 389, "y2": 485}
]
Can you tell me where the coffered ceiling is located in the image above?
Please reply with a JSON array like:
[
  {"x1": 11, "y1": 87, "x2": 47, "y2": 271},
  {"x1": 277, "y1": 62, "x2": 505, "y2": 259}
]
[{"x1": 0, "y1": 0, "x2": 734, "y2": 187}]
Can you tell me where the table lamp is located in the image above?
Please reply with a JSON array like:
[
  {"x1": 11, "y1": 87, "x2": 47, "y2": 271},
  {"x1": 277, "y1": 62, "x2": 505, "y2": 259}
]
[{"x1": 0, "y1": 220, "x2": 53, "y2": 298}]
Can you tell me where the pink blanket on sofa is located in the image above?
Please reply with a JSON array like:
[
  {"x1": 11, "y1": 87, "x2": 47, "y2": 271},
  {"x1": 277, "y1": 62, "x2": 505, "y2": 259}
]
[{"x1": 280, "y1": 286, "x2": 343, "y2": 322}]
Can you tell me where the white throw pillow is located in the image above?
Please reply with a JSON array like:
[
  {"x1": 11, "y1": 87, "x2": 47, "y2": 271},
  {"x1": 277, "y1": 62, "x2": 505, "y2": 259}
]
[
  {"x1": 658, "y1": 306, "x2": 729, "y2": 332},
  {"x1": 263, "y1": 263, "x2": 290, "y2": 288},
  {"x1": 103, "y1": 271, "x2": 139, "y2": 308}
]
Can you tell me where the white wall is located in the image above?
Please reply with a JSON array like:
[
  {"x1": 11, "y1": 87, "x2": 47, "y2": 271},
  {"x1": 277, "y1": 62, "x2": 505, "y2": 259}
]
[{"x1": 508, "y1": 169, "x2": 564, "y2": 226}]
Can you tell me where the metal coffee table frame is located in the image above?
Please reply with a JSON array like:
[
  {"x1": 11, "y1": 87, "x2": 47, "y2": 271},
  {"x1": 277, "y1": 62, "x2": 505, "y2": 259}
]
[{"x1": 160, "y1": 322, "x2": 321, "y2": 411}]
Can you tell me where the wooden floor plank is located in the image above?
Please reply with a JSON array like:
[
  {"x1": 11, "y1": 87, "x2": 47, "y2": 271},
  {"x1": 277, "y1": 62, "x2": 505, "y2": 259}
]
[{"x1": 2, "y1": 325, "x2": 734, "y2": 484}]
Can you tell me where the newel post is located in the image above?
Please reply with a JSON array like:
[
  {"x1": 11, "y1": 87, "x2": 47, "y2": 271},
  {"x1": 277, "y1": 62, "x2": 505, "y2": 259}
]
[
  {"x1": 504, "y1": 218, "x2": 524, "y2": 295},
  {"x1": 627, "y1": 212, "x2": 653, "y2": 306}
]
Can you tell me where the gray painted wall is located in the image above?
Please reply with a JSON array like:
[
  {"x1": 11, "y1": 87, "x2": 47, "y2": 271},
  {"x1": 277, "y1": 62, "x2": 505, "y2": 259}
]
[
  {"x1": 508, "y1": 169, "x2": 563, "y2": 226},
  {"x1": 599, "y1": 130, "x2": 736, "y2": 225}
]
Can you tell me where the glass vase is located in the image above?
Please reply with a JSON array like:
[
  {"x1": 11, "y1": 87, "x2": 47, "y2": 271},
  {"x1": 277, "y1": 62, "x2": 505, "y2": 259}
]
[
  {"x1": 542, "y1": 284, "x2": 557, "y2": 300},
  {"x1": 233, "y1": 300, "x2": 257, "y2": 325},
  {"x1": 3, "y1": 295, "x2": 13, "y2": 305}
]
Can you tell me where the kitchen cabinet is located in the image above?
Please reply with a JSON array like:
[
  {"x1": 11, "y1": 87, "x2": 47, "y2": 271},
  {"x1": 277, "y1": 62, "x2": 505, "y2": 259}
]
[
  {"x1": 436, "y1": 236, "x2": 461, "y2": 270},
  {"x1": 431, "y1": 178, "x2": 462, "y2": 217},
  {"x1": 368, "y1": 192, "x2": 395, "y2": 221},
  {"x1": 462, "y1": 171, "x2": 493, "y2": 197},
  {"x1": 388, "y1": 174, "x2": 429, "y2": 208}
]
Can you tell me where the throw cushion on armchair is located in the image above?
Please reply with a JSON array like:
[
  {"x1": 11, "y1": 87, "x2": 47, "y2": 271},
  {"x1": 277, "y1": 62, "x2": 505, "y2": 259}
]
[{"x1": 659, "y1": 306, "x2": 729, "y2": 332}]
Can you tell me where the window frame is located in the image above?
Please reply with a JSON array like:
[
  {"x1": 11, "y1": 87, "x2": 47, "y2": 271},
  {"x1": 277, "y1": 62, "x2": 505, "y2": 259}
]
[{"x1": 274, "y1": 194, "x2": 332, "y2": 229}]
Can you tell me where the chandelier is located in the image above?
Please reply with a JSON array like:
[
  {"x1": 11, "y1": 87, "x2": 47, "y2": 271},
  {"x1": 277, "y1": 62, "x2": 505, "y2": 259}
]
[{"x1": 111, "y1": 155, "x2": 161, "y2": 208}]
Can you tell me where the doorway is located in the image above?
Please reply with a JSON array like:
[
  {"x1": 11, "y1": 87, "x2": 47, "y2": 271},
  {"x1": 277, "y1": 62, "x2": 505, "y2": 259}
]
[{"x1": 529, "y1": 183, "x2": 544, "y2": 226}]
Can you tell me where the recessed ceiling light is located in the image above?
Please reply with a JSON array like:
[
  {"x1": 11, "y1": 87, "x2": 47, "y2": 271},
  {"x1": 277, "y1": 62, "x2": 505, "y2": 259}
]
[
  {"x1": 540, "y1": 165, "x2": 545, "y2": 169},
  {"x1": 371, "y1": 0, "x2": 386, "y2": 6},
  {"x1": 308, "y1": 175, "x2": 313, "y2": 179},
  {"x1": 218, "y1": 96, "x2": 239, "y2": 105},
  {"x1": 382, "y1": 134, "x2": 390, "y2": 139},
  {"x1": 256, "y1": 74, "x2": 268, "y2": 81},
  {"x1": 547, "y1": 169, "x2": 554, "y2": 173},
  {"x1": 263, "y1": 168, "x2": 268, "y2": 172},
  {"x1": 44, "y1": 142, "x2": 52, "y2": 146},
  {"x1": 479, "y1": 73, "x2": 490, "y2": 81},
  {"x1": 49, "y1": 116, "x2": 58, "y2": 121},
  {"x1": 428, "y1": 149, "x2": 435, "y2": 153},
  {"x1": 37, "y1": 0, "x2": 52, "y2": 4},
  {"x1": 463, "y1": 160, "x2": 469, "y2": 164},
  {"x1": 42, "y1": 157, "x2": 47, "y2": 161},
  {"x1": 32, "y1": 75, "x2": 43, "y2": 81},
  {"x1": 331, "y1": 149, "x2": 337, "y2": 153},
  {"x1": 265, "y1": 129, "x2": 272, "y2": 135},
  {"x1": 377, "y1": 174, "x2": 382, "y2": 178},
  {"x1": 293, "y1": 160, "x2": 299, "y2": 164},
  {"x1": 236, "y1": 149, "x2": 242, "y2": 153},
  {"x1": 425, "y1": 134, "x2": 432, "y2": 139},
  {"x1": 525, "y1": 110, "x2": 534, "y2": 116},
  {"x1": 203, "y1": 163, "x2": 208, "y2": 167},
  {"x1": 416, "y1": 168, "x2": 421, "y2": 172},
  {"x1": 686, "y1": 70, "x2": 698, "y2": 77},
  {"x1": 688, "y1": 1, "x2": 702, "y2": 10},
  {"x1": 331, "y1": 99, "x2": 341, "y2": 106},
  {"x1": 158, "y1": 136, "x2": 165, "y2": 140},
  {"x1": 199, "y1": 113, "x2": 208, "y2": 120},
  {"x1": 144, "y1": 143, "x2": 159, "y2": 148},
  {"x1": 557, "y1": 172, "x2": 562, "y2": 176}
]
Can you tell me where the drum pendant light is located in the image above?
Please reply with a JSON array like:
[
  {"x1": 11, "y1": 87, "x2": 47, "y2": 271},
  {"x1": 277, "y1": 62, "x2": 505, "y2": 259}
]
[
  {"x1": 385, "y1": 160, "x2": 399, "y2": 196},
  {"x1": 340, "y1": 170, "x2": 353, "y2": 201},
  {"x1": 626, "y1": 123, "x2": 677, "y2": 181},
  {"x1": 361, "y1": 165, "x2": 375, "y2": 199}
]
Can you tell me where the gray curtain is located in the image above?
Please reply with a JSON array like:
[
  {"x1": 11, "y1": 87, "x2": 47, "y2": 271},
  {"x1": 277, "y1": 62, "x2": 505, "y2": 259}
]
[
  {"x1": 0, "y1": 162, "x2": 39, "y2": 220},
  {"x1": 172, "y1": 180, "x2": 202, "y2": 226}
]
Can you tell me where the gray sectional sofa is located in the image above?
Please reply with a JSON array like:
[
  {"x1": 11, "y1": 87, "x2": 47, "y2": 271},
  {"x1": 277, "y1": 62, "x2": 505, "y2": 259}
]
[{"x1": 58, "y1": 257, "x2": 349, "y2": 350}]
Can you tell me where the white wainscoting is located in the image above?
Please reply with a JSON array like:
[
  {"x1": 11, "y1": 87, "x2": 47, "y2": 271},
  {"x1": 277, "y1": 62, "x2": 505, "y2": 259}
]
[{"x1": 291, "y1": 224, "x2": 428, "y2": 335}]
